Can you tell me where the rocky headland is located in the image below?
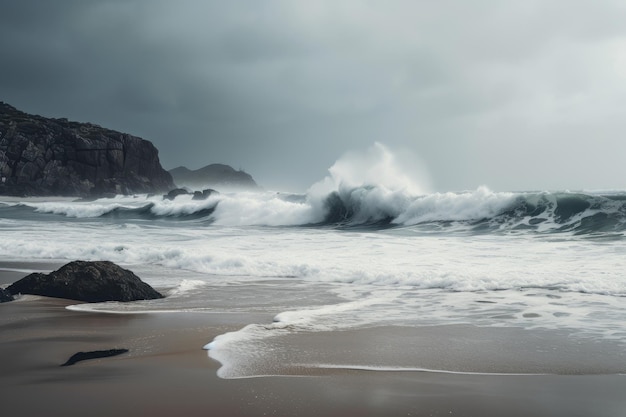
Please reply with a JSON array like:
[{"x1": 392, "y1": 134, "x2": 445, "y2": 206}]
[{"x1": 0, "y1": 102, "x2": 174, "y2": 197}]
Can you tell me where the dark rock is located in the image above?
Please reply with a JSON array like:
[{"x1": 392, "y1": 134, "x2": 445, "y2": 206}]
[
  {"x1": 163, "y1": 188, "x2": 190, "y2": 200},
  {"x1": 0, "y1": 287, "x2": 13, "y2": 303},
  {"x1": 7, "y1": 261, "x2": 163, "y2": 302},
  {"x1": 192, "y1": 189, "x2": 217, "y2": 200},
  {"x1": 61, "y1": 349, "x2": 129, "y2": 366},
  {"x1": 169, "y1": 164, "x2": 258, "y2": 190},
  {"x1": 0, "y1": 102, "x2": 174, "y2": 197}
]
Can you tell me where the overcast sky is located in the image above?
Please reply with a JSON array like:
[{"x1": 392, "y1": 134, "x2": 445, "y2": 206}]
[{"x1": 2, "y1": 0, "x2": 626, "y2": 192}]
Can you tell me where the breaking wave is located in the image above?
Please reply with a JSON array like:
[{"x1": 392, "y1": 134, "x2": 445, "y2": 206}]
[
  {"x1": 3, "y1": 187, "x2": 626, "y2": 235},
  {"x1": 1, "y1": 143, "x2": 625, "y2": 235},
  {"x1": 320, "y1": 186, "x2": 626, "y2": 234}
]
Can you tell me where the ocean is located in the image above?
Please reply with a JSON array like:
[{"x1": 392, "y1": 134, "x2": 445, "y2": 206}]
[{"x1": 2, "y1": 177, "x2": 626, "y2": 379}]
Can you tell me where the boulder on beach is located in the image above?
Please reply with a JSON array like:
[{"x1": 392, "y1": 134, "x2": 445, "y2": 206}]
[
  {"x1": 7, "y1": 261, "x2": 163, "y2": 302},
  {"x1": 0, "y1": 287, "x2": 13, "y2": 303}
]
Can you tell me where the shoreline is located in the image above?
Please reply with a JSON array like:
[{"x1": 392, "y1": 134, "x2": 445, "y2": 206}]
[
  {"x1": 2, "y1": 263, "x2": 626, "y2": 416},
  {"x1": 1, "y1": 300, "x2": 625, "y2": 415}
]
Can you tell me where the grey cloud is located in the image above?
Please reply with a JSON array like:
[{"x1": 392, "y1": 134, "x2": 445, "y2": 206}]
[{"x1": 1, "y1": 0, "x2": 626, "y2": 192}]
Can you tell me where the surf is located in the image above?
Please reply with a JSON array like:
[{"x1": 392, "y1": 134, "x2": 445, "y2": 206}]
[{"x1": 2, "y1": 143, "x2": 626, "y2": 235}]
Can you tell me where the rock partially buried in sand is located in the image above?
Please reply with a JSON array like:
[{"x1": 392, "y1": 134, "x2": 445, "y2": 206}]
[
  {"x1": 61, "y1": 349, "x2": 129, "y2": 366},
  {"x1": 0, "y1": 288, "x2": 13, "y2": 303},
  {"x1": 7, "y1": 261, "x2": 163, "y2": 302}
]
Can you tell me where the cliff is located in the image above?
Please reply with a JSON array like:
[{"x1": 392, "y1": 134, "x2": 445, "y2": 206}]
[
  {"x1": 0, "y1": 102, "x2": 174, "y2": 196},
  {"x1": 169, "y1": 164, "x2": 258, "y2": 190}
]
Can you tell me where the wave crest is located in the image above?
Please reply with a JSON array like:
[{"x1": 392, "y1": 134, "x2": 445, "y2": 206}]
[{"x1": 4, "y1": 187, "x2": 626, "y2": 234}]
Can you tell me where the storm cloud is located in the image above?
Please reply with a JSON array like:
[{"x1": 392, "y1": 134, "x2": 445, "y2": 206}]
[{"x1": 2, "y1": 0, "x2": 626, "y2": 191}]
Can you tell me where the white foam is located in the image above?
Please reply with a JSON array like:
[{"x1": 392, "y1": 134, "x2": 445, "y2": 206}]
[
  {"x1": 148, "y1": 195, "x2": 218, "y2": 217},
  {"x1": 9, "y1": 294, "x2": 46, "y2": 302},
  {"x1": 66, "y1": 303, "x2": 153, "y2": 314},
  {"x1": 1, "y1": 216, "x2": 626, "y2": 296},
  {"x1": 31, "y1": 201, "x2": 127, "y2": 218},
  {"x1": 167, "y1": 279, "x2": 208, "y2": 297},
  {"x1": 305, "y1": 364, "x2": 548, "y2": 376},
  {"x1": 20, "y1": 194, "x2": 216, "y2": 219},
  {"x1": 394, "y1": 186, "x2": 517, "y2": 225},
  {"x1": 210, "y1": 192, "x2": 320, "y2": 226},
  {"x1": 202, "y1": 283, "x2": 626, "y2": 379},
  {"x1": 204, "y1": 323, "x2": 291, "y2": 378}
]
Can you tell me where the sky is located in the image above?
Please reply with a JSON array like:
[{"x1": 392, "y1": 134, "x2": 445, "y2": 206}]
[{"x1": 1, "y1": 0, "x2": 626, "y2": 193}]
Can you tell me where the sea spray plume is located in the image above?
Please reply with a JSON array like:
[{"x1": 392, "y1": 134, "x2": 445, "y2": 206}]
[
  {"x1": 306, "y1": 143, "x2": 432, "y2": 225},
  {"x1": 313, "y1": 142, "x2": 431, "y2": 195}
]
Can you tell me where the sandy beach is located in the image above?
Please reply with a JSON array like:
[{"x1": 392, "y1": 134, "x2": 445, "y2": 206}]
[{"x1": 1, "y1": 265, "x2": 625, "y2": 417}]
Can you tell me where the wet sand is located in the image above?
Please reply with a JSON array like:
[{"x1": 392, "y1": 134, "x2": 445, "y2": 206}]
[{"x1": 2, "y1": 266, "x2": 626, "y2": 416}]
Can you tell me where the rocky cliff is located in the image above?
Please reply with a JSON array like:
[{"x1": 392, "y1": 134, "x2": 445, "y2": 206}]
[
  {"x1": 169, "y1": 164, "x2": 258, "y2": 190},
  {"x1": 0, "y1": 102, "x2": 174, "y2": 196}
]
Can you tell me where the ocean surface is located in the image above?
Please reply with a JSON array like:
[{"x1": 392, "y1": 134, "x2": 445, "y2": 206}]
[{"x1": 2, "y1": 175, "x2": 626, "y2": 378}]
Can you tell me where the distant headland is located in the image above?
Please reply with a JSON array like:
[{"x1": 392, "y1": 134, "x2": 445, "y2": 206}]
[{"x1": 169, "y1": 164, "x2": 258, "y2": 191}]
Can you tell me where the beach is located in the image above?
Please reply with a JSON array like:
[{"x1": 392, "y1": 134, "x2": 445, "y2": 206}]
[
  {"x1": 2, "y1": 265, "x2": 626, "y2": 417},
  {"x1": 4, "y1": 0, "x2": 626, "y2": 413}
]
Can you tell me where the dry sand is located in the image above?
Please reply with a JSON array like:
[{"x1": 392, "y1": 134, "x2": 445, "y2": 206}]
[{"x1": 2, "y1": 267, "x2": 626, "y2": 416}]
